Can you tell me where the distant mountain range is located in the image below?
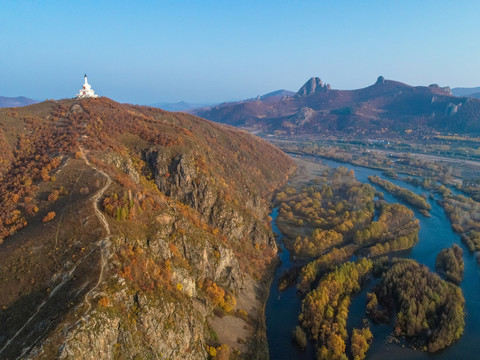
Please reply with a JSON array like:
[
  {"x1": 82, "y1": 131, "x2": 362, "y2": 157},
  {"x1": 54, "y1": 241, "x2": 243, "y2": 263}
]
[
  {"x1": 192, "y1": 77, "x2": 480, "y2": 137},
  {"x1": 151, "y1": 90, "x2": 296, "y2": 112},
  {"x1": 150, "y1": 101, "x2": 215, "y2": 112},
  {"x1": 0, "y1": 96, "x2": 38, "y2": 107},
  {"x1": 451, "y1": 87, "x2": 480, "y2": 99}
]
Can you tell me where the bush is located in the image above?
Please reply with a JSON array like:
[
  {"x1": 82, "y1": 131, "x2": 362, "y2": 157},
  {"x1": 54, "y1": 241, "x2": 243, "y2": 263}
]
[
  {"x1": 435, "y1": 244, "x2": 464, "y2": 284},
  {"x1": 351, "y1": 327, "x2": 373, "y2": 360},
  {"x1": 43, "y1": 211, "x2": 56, "y2": 223},
  {"x1": 293, "y1": 325, "x2": 308, "y2": 349}
]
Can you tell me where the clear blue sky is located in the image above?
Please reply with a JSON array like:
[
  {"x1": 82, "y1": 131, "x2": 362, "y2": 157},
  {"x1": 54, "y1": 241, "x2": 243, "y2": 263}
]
[{"x1": 1, "y1": 0, "x2": 480, "y2": 104}]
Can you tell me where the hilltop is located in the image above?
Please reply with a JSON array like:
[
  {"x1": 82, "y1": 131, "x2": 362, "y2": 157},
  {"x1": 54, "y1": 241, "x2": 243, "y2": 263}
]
[
  {"x1": 0, "y1": 97, "x2": 294, "y2": 359},
  {"x1": 192, "y1": 77, "x2": 480, "y2": 137}
]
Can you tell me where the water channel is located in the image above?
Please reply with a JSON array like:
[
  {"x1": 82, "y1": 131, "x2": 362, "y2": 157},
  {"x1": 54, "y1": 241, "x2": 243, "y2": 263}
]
[{"x1": 266, "y1": 155, "x2": 480, "y2": 360}]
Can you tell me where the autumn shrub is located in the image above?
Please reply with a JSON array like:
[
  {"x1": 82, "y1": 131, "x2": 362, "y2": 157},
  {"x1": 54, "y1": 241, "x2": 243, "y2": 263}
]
[
  {"x1": 98, "y1": 297, "x2": 110, "y2": 307},
  {"x1": 48, "y1": 190, "x2": 59, "y2": 202},
  {"x1": 43, "y1": 211, "x2": 56, "y2": 222},
  {"x1": 293, "y1": 325, "x2": 307, "y2": 349},
  {"x1": 204, "y1": 280, "x2": 236, "y2": 313},
  {"x1": 116, "y1": 244, "x2": 172, "y2": 292},
  {"x1": 215, "y1": 344, "x2": 230, "y2": 360}
]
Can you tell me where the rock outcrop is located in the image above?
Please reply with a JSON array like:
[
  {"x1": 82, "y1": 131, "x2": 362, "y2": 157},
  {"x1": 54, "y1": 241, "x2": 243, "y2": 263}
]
[
  {"x1": 296, "y1": 77, "x2": 330, "y2": 96},
  {"x1": 145, "y1": 148, "x2": 276, "y2": 249},
  {"x1": 376, "y1": 75, "x2": 385, "y2": 85}
]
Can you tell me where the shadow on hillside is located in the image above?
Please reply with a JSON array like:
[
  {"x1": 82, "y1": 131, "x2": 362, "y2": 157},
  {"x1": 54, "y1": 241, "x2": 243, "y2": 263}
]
[{"x1": 0, "y1": 245, "x2": 102, "y2": 359}]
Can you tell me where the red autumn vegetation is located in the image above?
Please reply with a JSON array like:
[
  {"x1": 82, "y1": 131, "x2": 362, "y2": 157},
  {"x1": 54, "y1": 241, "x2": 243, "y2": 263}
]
[
  {"x1": 0, "y1": 97, "x2": 293, "y2": 244},
  {"x1": 116, "y1": 243, "x2": 172, "y2": 292}
]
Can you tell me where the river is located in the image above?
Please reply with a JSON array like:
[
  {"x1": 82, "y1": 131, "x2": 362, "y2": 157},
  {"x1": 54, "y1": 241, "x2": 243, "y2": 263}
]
[{"x1": 266, "y1": 155, "x2": 480, "y2": 360}]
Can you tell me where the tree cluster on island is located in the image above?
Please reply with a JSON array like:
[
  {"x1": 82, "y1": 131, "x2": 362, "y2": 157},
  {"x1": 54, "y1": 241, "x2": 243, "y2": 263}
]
[
  {"x1": 368, "y1": 258, "x2": 464, "y2": 353},
  {"x1": 273, "y1": 165, "x2": 467, "y2": 359},
  {"x1": 435, "y1": 244, "x2": 464, "y2": 284},
  {"x1": 368, "y1": 175, "x2": 431, "y2": 216}
]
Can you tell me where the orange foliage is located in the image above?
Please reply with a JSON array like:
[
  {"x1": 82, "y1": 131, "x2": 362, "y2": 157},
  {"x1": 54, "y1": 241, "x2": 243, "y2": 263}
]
[
  {"x1": 204, "y1": 279, "x2": 236, "y2": 312},
  {"x1": 25, "y1": 204, "x2": 39, "y2": 215},
  {"x1": 0, "y1": 104, "x2": 71, "y2": 241},
  {"x1": 116, "y1": 243, "x2": 172, "y2": 292},
  {"x1": 48, "y1": 190, "x2": 59, "y2": 202},
  {"x1": 43, "y1": 211, "x2": 56, "y2": 223},
  {"x1": 98, "y1": 297, "x2": 110, "y2": 307}
]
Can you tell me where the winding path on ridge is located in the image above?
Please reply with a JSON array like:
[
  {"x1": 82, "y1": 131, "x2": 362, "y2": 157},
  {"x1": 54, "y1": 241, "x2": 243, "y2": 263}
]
[
  {"x1": 0, "y1": 148, "x2": 112, "y2": 358},
  {"x1": 78, "y1": 146, "x2": 112, "y2": 317}
]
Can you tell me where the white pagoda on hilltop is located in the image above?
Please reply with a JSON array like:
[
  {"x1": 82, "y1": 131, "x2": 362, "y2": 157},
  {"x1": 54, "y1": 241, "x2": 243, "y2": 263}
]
[{"x1": 76, "y1": 74, "x2": 98, "y2": 99}]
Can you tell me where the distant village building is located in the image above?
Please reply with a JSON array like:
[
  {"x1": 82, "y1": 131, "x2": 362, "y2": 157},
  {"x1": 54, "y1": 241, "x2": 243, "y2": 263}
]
[{"x1": 76, "y1": 74, "x2": 98, "y2": 99}]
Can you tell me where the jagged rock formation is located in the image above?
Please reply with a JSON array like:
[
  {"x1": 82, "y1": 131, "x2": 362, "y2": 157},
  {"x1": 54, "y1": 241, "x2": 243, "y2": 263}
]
[
  {"x1": 192, "y1": 76, "x2": 480, "y2": 137},
  {"x1": 429, "y1": 83, "x2": 452, "y2": 95},
  {"x1": 376, "y1": 76, "x2": 385, "y2": 85},
  {"x1": 296, "y1": 77, "x2": 331, "y2": 96},
  {"x1": 0, "y1": 98, "x2": 295, "y2": 359}
]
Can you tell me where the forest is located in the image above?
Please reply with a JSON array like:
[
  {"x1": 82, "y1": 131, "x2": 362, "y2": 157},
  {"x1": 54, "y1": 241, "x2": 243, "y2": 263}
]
[
  {"x1": 268, "y1": 152, "x2": 475, "y2": 359},
  {"x1": 260, "y1": 132, "x2": 480, "y2": 360},
  {"x1": 276, "y1": 167, "x2": 375, "y2": 257},
  {"x1": 272, "y1": 166, "x2": 434, "y2": 359},
  {"x1": 370, "y1": 259, "x2": 465, "y2": 352},
  {"x1": 299, "y1": 259, "x2": 373, "y2": 360},
  {"x1": 441, "y1": 194, "x2": 480, "y2": 253},
  {"x1": 435, "y1": 244, "x2": 464, "y2": 284},
  {"x1": 396, "y1": 176, "x2": 480, "y2": 257},
  {"x1": 275, "y1": 168, "x2": 419, "y2": 262},
  {"x1": 368, "y1": 175, "x2": 431, "y2": 216},
  {"x1": 353, "y1": 203, "x2": 419, "y2": 256}
]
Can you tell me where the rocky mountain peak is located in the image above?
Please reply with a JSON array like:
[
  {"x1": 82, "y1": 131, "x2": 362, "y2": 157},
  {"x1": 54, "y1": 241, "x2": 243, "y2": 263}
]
[
  {"x1": 429, "y1": 84, "x2": 453, "y2": 95},
  {"x1": 297, "y1": 77, "x2": 330, "y2": 96},
  {"x1": 376, "y1": 75, "x2": 386, "y2": 85}
]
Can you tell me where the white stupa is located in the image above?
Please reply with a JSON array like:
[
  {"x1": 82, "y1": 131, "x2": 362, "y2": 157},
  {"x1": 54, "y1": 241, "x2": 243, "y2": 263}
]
[{"x1": 76, "y1": 74, "x2": 99, "y2": 99}]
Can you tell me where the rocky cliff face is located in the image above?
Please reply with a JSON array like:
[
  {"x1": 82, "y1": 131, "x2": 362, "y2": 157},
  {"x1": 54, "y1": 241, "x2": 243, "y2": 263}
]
[
  {"x1": 145, "y1": 148, "x2": 276, "y2": 249},
  {"x1": 0, "y1": 98, "x2": 295, "y2": 359},
  {"x1": 56, "y1": 287, "x2": 207, "y2": 360}
]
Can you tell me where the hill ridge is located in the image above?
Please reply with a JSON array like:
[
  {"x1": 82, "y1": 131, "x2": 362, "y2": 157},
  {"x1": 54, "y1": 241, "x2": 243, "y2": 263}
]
[
  {"x1": 0, "y1": 97, "x2": 294, "y2": 359},
  {"x1": 192, "y1": 76, "x2": 478, "y2": 137},
  {"x1": 0, "y1": 96, "x2": 38, "y2": 108}
]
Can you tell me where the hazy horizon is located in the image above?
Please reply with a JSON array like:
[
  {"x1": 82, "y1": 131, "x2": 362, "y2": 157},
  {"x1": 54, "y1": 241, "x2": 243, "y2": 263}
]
[{"x1": 2, "y1": 1, "x2": 480, "y2": 104}]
